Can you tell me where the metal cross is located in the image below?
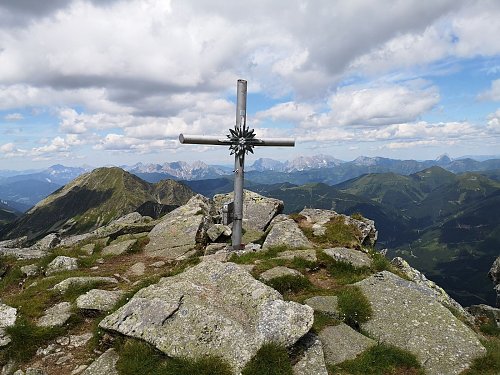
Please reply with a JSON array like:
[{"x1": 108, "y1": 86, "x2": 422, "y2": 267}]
[{"x1": 179, "y1": 79, "x2": 295, "y2": 250}]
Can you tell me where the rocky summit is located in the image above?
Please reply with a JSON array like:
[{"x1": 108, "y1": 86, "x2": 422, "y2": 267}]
[{"x1": 0, "y1": 189, "x2": 497, "y2": 375}]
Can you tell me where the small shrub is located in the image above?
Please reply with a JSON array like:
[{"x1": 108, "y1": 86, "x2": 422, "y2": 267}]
[
  {"x1": 265, "y1": 275, "x2": 312, "y2": 295},
  {"x1": 350, "y1": 212, "x2": 364, "y2": 221},
  {"x1": 330, "y1": 343, "x2": 423, "y2": 374},
  {"x1": 116, "y1": 339, "x2": 232, "y2": 375},
  {"x1": 242, "y1": 343, "x2": 293, "y2": 375},
  {"x1": 4, "y1": 318, "x2": 65, "y2": 362},
  {"x1": 336, "y1": 286, "x2": 372, "y2": 329}
]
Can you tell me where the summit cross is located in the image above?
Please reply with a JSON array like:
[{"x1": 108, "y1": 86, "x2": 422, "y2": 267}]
[{"x1": 179, "y1": 79, "x2": 295, "y2": 250}]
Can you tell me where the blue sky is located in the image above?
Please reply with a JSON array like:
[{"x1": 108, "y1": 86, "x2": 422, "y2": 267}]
[{"x1": 0, "y1": 0, "x2": 500, "y2": 170}]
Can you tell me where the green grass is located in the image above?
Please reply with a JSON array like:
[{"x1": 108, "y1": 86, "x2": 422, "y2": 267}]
[
  {"x1": 241, "y1": 343, "x2": 293, "y2": 375},
  {"x1": 480, "y1": 322, "x2": 500, "y2": 336},
  {"x1": 2, "y1": 318, "x2": 65, "y2": 363},
  {"x1": 350, "y1": 212, "x2": 364, "y2": 221},
  {"x1": 311, "y1": 311, "x2": 340, "y2": 333},
  {"x1": 127, "y1": 237, "x2": 150, "y2": 254},
  {"x1": 264, "y1": 275, "x2": 312, "y2": 295},
  {"x1": 329, "y1": 343, "x2": 423, "y2": 374},
  {"x1": 115, "y1": 339, "x2": 232, "y2": 375},
  {"x1": 0, "y1": 261, "x2": 24, "y2": 293},
  {"x1": 229, "y1": 245, "x2": 287, "y2": 264},
  {"x1": 462, "y1": 338, "x2": 500, "y2": 375},
  {"x1": 336, "y1": 286, "x2": 372, "y2": 329},
  {"x1": 304, "y1": 216, "x2": 363, "y2": 249}
]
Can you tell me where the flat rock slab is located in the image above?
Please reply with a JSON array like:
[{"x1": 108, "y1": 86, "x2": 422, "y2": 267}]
[
  {"x1": 293, "y1": 333, "x2": 328, "y2": 375},
  {"x1": 323, "y1": 247, "x2": 372, "y2": 268},
  {"x1": 259, "y1": 266, "x2": 304, "y2": 282},
  {"x1": 0, "y1": 247, "x2": 46, "y2": 260},
  {"x1": 276, "y1": 249, "x2": 317, "y2": 262},
  {"x1": 213, "y1": 190, "x2": 283, "y2": 232},
  {"x1": 37, "y1": 302, "x2": 72, "y2": 327},
  {"x1": 263, "y1": 219, "x2": 313, "y2": 250},
  {"x1": 304, "y1": 296, "x2": 339, "y2": 318},
  {"x1": 126, "y1": 262, "x2": 145, "y2": 277},
  {"x1": 0, "y1": 303, "x2": 17, "y2": 347},
  {"x1": 82, "y1": 348, "x2": 119, "y2": 375},
  {"x1": 102, "y1": 239, "x2": 137, "y2": 256},
  {"x1": 21, "y1": 264, "x2": 40, "y2": 277},
  {"x1": 356, "y1": 271, "x2": 486, "y2": 375},
  {"x1": 52, "y1": 277, "x2": 118, "y2": 294},
  {"x1": 145, "y1": 195, "x2": 211, "y2": 259},
  {"x1": 320, "y1": 323, "x2": 375, "y2": 365},
  {"x1": 80, "y1": 243, "x2": 96, "y2": 255},
  {"x1": 76, "y1": 289, "x2": 125, "y2": 312},
  {"x1": 99, "y1": 261, "x2": 313, "y2": 373},
  {"x1": 45, "y1": 256, "x2": 79, "y2": 276}
]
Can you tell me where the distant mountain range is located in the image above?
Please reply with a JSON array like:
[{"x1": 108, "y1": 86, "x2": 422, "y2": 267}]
[
  {"x1": 0, "y1": 167, "x2": 194, "y2": 241},
  {"x1": 1, "y1": 154, "x2": 500, "y2": 217}
]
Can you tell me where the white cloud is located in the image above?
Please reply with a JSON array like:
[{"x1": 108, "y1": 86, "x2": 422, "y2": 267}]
[
  {"x1": 327, "y1": 82, "x2": 440, "y2": 126},
  {"x1": 0, "y1": 142, "x2": 27, "y2": 157},
  {"x1": 364, "y1": 121, "x2": 477, "y2": 140},
  {"x1": 487, "y1": 109, "x2": 500, "y2": 132},
  {"x1": 3, "y1": 112, "x2": 23, "y2": 121},
  {"x1": 478, "y1": 79, "x2": 500, "y2": 101},
  {"x1": 385, "y1": 139, "x2": 457, "y2": 149},
  {"x1": 93, "y1": 133, "x2": 178, "y2": 153},
  {"x1": 256, "y1": 102, "x2": 316, "y2": 123}
]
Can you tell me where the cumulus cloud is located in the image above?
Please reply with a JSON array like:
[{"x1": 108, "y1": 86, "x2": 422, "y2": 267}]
[
  {"x1": 478, "y1": 79, "x2": 500, "y2": 101},
  {"x1": 93, "y1": 133, "x2": 178, "y2": 153}
]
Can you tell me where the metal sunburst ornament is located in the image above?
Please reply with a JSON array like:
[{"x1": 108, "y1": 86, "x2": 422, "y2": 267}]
[{"x1": 227, "y1": 124, "x2": 256, "y2": 161}]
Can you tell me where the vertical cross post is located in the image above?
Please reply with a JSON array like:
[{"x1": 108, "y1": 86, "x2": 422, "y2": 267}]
[
  {"x1": 232, "y1": 80, "x2": 247, "y2": 249},
  {"x1": 179, "y1": 79, "x2": 295, "y2": 250}
]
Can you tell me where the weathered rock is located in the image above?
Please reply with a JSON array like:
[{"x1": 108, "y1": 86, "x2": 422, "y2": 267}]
[
  {"x1": 467, "y1": 304, "x2": 500, "y2": 327},
  {"x1": 45, "y1": 256, "x2": 79, "y2": 276},
  {"x1": 99, "y1": 261, "x2": 313, "y2": 373},
  {"x1": 52, "y1": 277, "x2": 118, "y2": 294},
  {"x1": 25, "y1": 369, "x2": 47, "y2": 375},
  {"x1": 356, "y1": 271, "x2": 486, "y2": 374},
  {"x1": 114, "y1": 212, "x2": 151, "y2": 224},
  {"x1": 82, "y1": 348, "x2": 119, "y2": 375},
  {"x1": 204, "y1": 243, "x2": 228, "y2": 255},
  {"x1": 0, "y1": 303, "x2": 17, "y2": 347},
  {"x1": 76, "y1": 289, "x2": 124, "y2": 312},
  {"x1": 37, "y1": 302, "x2": 72, "y2": 327},
  {"x1": 126, "y1": 262, "x2": 145, "y2": 277},
  {"x1": 319, "y1": 323, "x2": 376, "y2": 365},
  {"x1": 323, "y1": 247, "x2": 372, "y2": 268},
  {"x1": 0, "y1": 247, "x2": 46, "y2": 260},
  {"x1": 391, "y1": 257, "x2": 474, "y2": 324},
  {"x1": 259, "y1": 266, "x2": 304, "y2": 282},
  {"x1": 149, "y1": 261, "x2": 166, "y2": 268},
  {"x1": 206, "y1": 224, "x2": 231, "y2": 242},
  {"x1": 213, "y1": 190, "x2": 283, "y2": 231},
  {"x1": 80, "y1": 243, "x2": 96, "y2": 255},
  {"x1": 304, "y1": 296, "x2": 339, "y2": 318},
  {"x1": 275, "y1": 249, "x2": 317, "y2": 262},
  {"x1": 292, "y1": 333, "x2": 328, "y2": 375},
  {"x1": 145, "y1": 194, "x2": 211, "y2": 259},
  {"x1": 299, "y1": 208, "x2": 377, "y2": 247},
  {"x1": 20, "y1": 264, "x2": 40, "y2": 277},
  {"x1": 32, "y1": 233, "x2": 60, "y2": 250},
  {"x1": 102, "y1": 239, "x2": 137, "y2": 256},
  {"x1": 263, "y1": 219, "x2": 313, "y2": 250},
  {"x1": 489, "y1": 256, "x2": 500, "y2": 307}
]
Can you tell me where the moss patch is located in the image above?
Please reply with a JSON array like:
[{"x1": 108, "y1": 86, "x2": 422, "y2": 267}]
[{"x1": 329, "y1": 343, "x2": 424, "y2": 374}]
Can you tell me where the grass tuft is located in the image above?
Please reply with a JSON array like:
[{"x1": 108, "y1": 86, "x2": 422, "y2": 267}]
[
  {"x1": 329, "y1": 343, "x2": 423, "y2": 374},
  {"x1": 242, "y1": 343, "x2": 293, "y2": 375},
  {"x1": 229, "y1": 245, "x2": 287, "y2": 265},
  {"x1": 116, "y1": 339, "x2": 232, "y2": 375},
  {"x1": 4, "y1": 318, "x2": 65, "y2": 363},
  {"x1": 264, "y1": 275, "x2": 312, "y2": 295},
  {"x1": 336, "y1": 286, "x2": 372, "y2": 329},
  {"x1": 311, "y1": 311, "x2": 340, "y2": 333}
]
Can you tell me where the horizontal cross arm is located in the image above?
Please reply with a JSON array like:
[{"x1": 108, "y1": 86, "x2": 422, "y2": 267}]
[
  {"x1": 249, "y1": 138, "x2": 295, "y2": 147},
  {"x1": 179, "y1": 134, "x2": 231, "y2": 145}
]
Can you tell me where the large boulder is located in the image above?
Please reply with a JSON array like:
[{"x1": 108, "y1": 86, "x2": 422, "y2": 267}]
[
  {"x1": 299, "y1": 209, "x2": 377, "y2": 247},
  {"x1": 391, "y1": 257, "x2": 474, "y2": 323},
  {"x1": 263, "y1": 219, "x2": 313, "y2": 250},
  {"x1": 45, "y1": 256, "x2": 79, "y2": 276},
  {"x1": 37, "y1": 302, "x2": 72, "y2": 327},
  {"x1": 356, "y1": 271, "x2": 485, "y2": 375},
  {"x1": 213, "y1": 190, "x2": 283, "y2": 232},
  {"x1": 292, "y1": 333, "x2": 328, "y2": 375},
  {"x1": 76, "y1": 289, "x2": 125, "y2": 312},
  {"x1": 99, "y1": 261, "x2": 313, "y2": 373},
  {"x1": 144, "y1": 195, "x2": 212, "y2": 259},
  {"x1": 323, "y1": 247, "x2": 372, "y2": 268}
]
